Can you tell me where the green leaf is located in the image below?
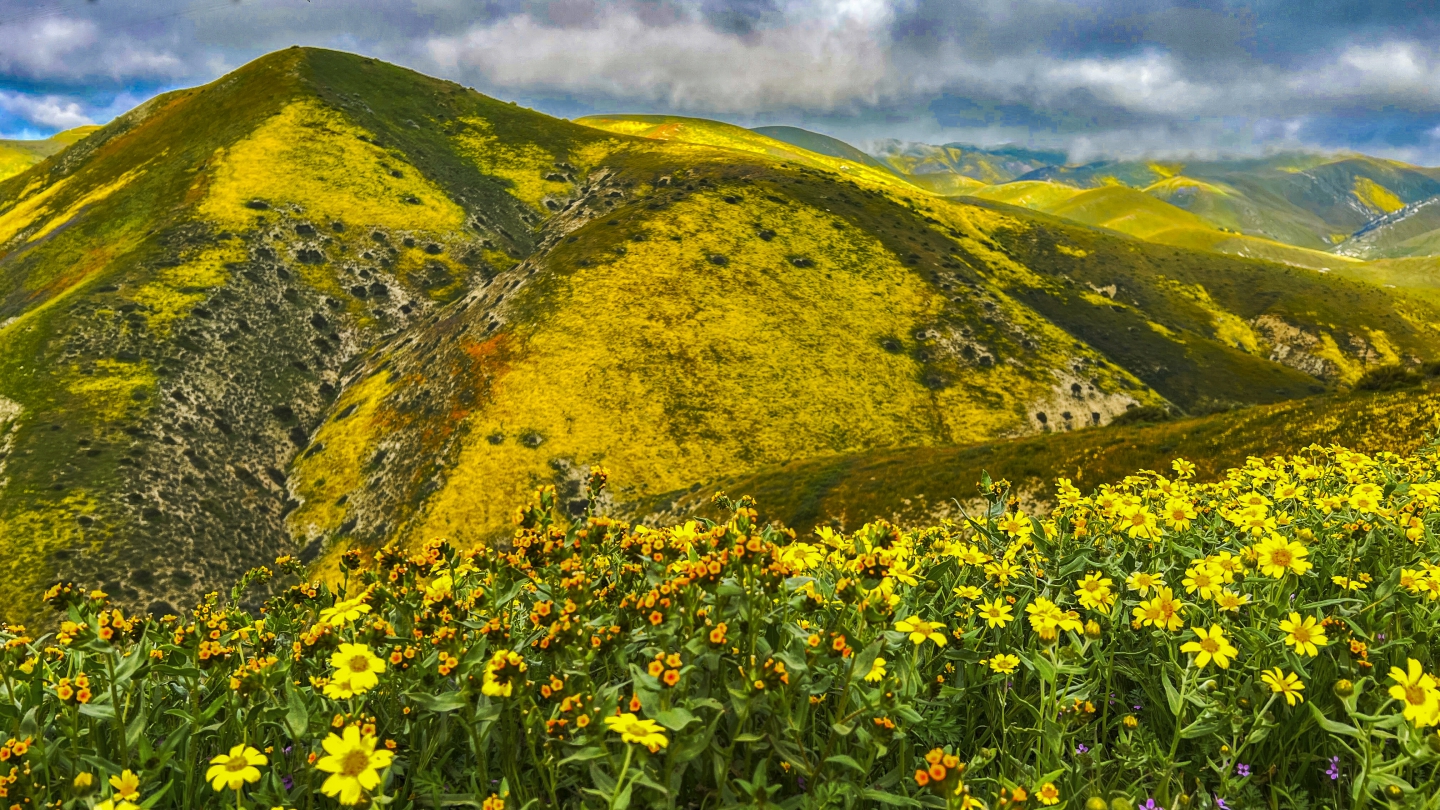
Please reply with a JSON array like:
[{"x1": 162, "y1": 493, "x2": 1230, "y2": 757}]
[
  {"x1": 1059, "y1": 554, "x2": 1093, "y2": 578},
  {"x1": 860, "y1": 789, "x2": 923, "y2": 807},
  {"x1": 850, "y1": 637, "x2": 886, "y2": 686},
  {"x1": 1309, "y1": 704, "x2": 1361, "y2": 738},
  {"x1": 656, "y1": 707, "x2": 697, "y2": 731},
  {"x1": 407, "y1": 691, "x2": 469, "y2": 713},
  {"x1": 18, "y1": 707, "x2": 37, "y2": 738},
  {"x1": 1179, "y1": 715, "x2": 1221, "y2": 739},
  {"x1": 826, "y1": 755, "x2": 868, "y2": 774},
  {"x1": 1025, "y1": 652, "x2": 1057, "y2": 684},
  {"x1": 79, "y1": 702, "x2": 117, "y2": 720},
  {"x1": 733, "y1": 732, "x2": 765, "y2": 743},
  {"x1": 126, "y1": 699, "x2": 148, "y2": 750},
  {"x1": 285, "y1": 685, "x2": 309, "y2": 739},
  {"x1": 558, "y1": 747, "x2": 607, "y2": 767},
  {"x1": 1163, "y1": 669, "x2": 1182, "y2": 717}
]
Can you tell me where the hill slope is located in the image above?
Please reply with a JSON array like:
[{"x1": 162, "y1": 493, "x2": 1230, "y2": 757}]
[
  {"x1": 871, "y1": 140, "x2": 1066, "y2": 185},
  {"x1": 2, "y1": 50, "x2": 1437, "y2": 621},
  {"x1": 0, "y1": 126, "x2": 100, "y2": 182},
  {"x1": 655, "y1": 380, "x2": 1440, "y2": 533},
  {"x1": 1335, "y1": 195, "x2": 1440, "y2": 258}
]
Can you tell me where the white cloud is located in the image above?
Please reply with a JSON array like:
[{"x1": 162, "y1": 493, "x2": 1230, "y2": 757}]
[
  {"x1": 0, "y1": 91, "x2": 92, "y2": 130},
  {"x1": 0, "y1": 16, "x2": 182, "y2": 82},
  {"x1": 426, "y1": 4, "x2": 897, "y2": 112}
]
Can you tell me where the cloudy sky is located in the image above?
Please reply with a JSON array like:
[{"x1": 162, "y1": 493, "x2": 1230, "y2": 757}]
[{"x1": 2, "y1": 0, "x2": 1440, "y2": 163}]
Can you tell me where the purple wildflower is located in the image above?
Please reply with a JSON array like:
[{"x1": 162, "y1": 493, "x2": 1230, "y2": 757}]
[
  {"x1": 1216, "y1": 796, "x2": 1229, "y2": 809},
  {"x1": 1326, "y1": 755, "x2": 1341, "y2": 780},
  {"x1": 1141, "y1": 800, "x2": 1158, "y2": 810},
  {"x1": 282, "y1": 774, "x2": 294, "y2": 791},
  {"x1": 1235, "y1": 763, "x2": 1251, "y2": 777},
  {"x1": 1076, "y1": 743, "x2": 1089, "y2": 754}
]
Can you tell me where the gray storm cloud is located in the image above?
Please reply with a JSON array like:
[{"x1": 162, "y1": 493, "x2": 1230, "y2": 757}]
[{"x1": 1, "y1": 0, "x2": 1439, "y2": 160}]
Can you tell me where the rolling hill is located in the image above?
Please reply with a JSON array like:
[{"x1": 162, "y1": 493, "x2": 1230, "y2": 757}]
[
  {"x1": 861, "y1": 139, "x2": 1440, "y2": 260},
  {"x1": 870, "y1": 139, "x2": 1066, "y2": 185},
  {"x1": 1, "y1": 48, "x2": 1437, "y2": 622},
  {"x1": 1335, "y1": 195, "x2": 1440, "y2": 259},
  {"x1": 650, "y1": 378, "x2": 1440, "y2": 533},
  {"x1": 0, "y1": 126, "x2": 101, "y2": 182}
]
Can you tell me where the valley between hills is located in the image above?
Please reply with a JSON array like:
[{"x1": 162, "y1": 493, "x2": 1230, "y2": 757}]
[{"x1": 1, "y1": 47, "x2": 1438, "y2": 622}]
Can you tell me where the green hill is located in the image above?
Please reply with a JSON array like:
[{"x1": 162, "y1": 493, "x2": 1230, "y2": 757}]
[
  {"x1": 1335, "y1": 195, "x2": 1440, "y2": 258},
  {"x1": 651, "y1": 380, "x2": 1440, "y2": 533},
  {"x1": 750, "y1": 125, "x2": 903, "y2": 176},
  {"x1": 574, "y1": 114, "x2": 922, "y2": 192},
  {"x1": 2, "y1": 49, "x2": 1438, "y2": 622},
  {"x1": 871, "y1": 140, "x2": 1065, "y2": 185},
  {"x1": 0, "y1": 126, "x2": 101, "y2": 181},
  {"x1": 1014, "y1": 153, "x2": 1440, "y2": 251}
]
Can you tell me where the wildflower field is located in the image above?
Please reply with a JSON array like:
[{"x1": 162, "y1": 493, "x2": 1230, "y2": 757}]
[{"x1": 4, "y1": 441, "x2": 1440, "y2": 810}]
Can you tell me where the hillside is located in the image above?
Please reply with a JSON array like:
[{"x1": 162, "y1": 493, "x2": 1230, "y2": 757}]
[
  {"x1": 1336, "y1": 195, "x2": 1440, "y2": 258},
  {"x1": 652, "y1": 380, "x2": 1440, "y2": 532},
  {"x1": 873, "y1": 140, "x2": 1440, "y2": 258},
  {"x1": 0, "y1": 126, "x2": 100, "y2": 181},
  {"x1": 870, "y1": 139, "x2": 1066, "y2": 184},
  {"x1": 965, "y1": 184, "x2": 1366, "y2": 271},
  {"x1": 2, "y1": 49, "x2": 1437, "y2": 622},
  {"x1": 749, "y1": 125, "x2": 902, "y2": 176},
  {"x1": 574, "y1": 114, "x2": 921, "y2": 191},
  {"x1": 1014, "y1": 153, "x2": 1440, "y2": 251}
]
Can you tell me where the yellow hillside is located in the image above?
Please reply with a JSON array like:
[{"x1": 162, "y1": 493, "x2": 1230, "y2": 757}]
[
  {"x1": 575, "y1": 114, "x2": 923, "y2": 192},
  {"x1": 1042, "y1": 186, "x2": 1214, "y2": 240},
  {"x1": 963, "y1": 180, "x2": 1084, "y2": 210}
]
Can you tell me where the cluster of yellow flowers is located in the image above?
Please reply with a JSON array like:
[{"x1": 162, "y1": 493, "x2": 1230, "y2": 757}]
[{"x1": 2, "y1": 443, "x2": 1439, "y2": 808}]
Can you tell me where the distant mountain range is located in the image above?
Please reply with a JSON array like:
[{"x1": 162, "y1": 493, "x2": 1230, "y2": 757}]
[
  {"x1": 1, "y1": 49, "x2": 1438, "y2": 622},
  {"x1": 854, "y1": 138, "x2": 1440, "y2": 263}
]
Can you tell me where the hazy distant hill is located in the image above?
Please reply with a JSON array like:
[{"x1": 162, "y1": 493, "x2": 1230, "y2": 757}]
[
  {"x1": 0, "y1": 126, "x2": 101, "y2": 182},
  {"x1": 1335, "y1": 195, "x2": 1440, "y2": 258},
  {"x1": 871, "y1": 140, "x2": 1066, "y2": 185},
  {"x1": 856, "y1": 138, "x2": 1440, "y2": 260},
  {"x1": 1, "y1": 49, "x2": 1436, "y2": 621}
]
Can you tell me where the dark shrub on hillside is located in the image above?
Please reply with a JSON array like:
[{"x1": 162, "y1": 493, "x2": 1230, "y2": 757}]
[
  {"x1": 1109, "y1": 404, "x2": 1174, "y2": 426},
  {"x1": 1355, "y1": 364, "x2": 1423, "y2": 392}
]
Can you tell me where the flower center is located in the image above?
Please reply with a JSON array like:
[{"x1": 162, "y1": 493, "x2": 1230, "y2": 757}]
[
  {"x1": 1291, "y1": 628, "x2": 1311, "y2": 644},
  {"x1": 1272, "y1": 550, "x2": 1292, "y2": 566},
  {"x1": 1200, "y1": 639, "x2": 1219, "y2": 653},
  {"x1": 341, "y1": 749, "x2": 371, "y2": 777},
  {"x1": 1407, "y1": 685, "x2": 1427, "y2": 706},
  {"x1": 348, "y1": 655, "x2": 371, "y2": 673},
  {"x1": 225, "y1": 755, "x2": 248, "y2": 772}
]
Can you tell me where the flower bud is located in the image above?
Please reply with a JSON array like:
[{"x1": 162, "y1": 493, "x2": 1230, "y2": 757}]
[
  {"x1": 1086, "y1": 797, "x2": 1108, "y2": 810},
  {"x1": 1109, "y1": 798, "x2": 1134, "y2": 810},
  {"x1": 1334, "y1": 679, "x2": 1355, "y2": 697},
  {"x1": 1384, "y1": 785, "x2": 1403, "y2": 801},
  {"x1": 1085, "y1": 620, "x2": 1103, "y2": 639},
  {"x1": 1202, "y1": 679, "x2": 1218, "y2": 694}
]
